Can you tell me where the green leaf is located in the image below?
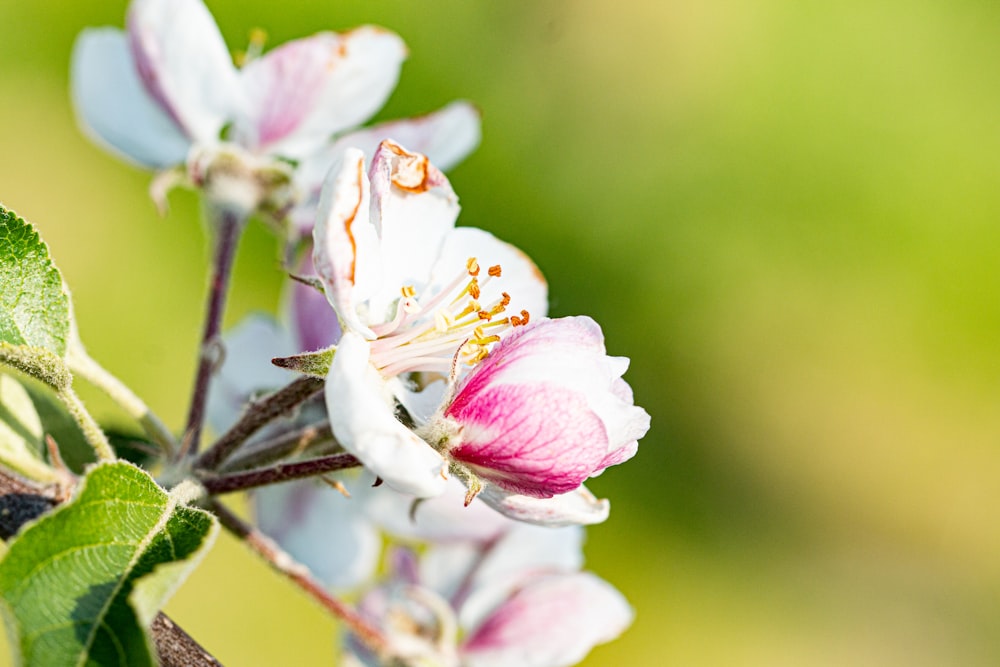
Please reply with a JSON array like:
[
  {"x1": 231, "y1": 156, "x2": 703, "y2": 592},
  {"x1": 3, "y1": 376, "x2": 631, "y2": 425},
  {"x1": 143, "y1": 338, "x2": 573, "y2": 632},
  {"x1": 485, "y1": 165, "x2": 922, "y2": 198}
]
[
  {"x1": 271, "y1": 345, "x2": 335, "y2": 378},
  {"x1": 0, "y1": 462, "x2": 217, "y2": 667},
  {"x1": 0, "y1": 373, "x2": 57, "y2": 482},
  {"x1": 0, "y1": 205, "x2": 71, "y2": 357}
]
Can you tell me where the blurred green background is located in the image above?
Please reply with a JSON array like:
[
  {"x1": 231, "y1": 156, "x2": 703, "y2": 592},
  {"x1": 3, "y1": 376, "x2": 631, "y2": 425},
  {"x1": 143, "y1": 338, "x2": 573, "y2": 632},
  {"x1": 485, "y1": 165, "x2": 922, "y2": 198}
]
[{"x1": 3, "y1": 0, "x2": 1000, "y2": 664}]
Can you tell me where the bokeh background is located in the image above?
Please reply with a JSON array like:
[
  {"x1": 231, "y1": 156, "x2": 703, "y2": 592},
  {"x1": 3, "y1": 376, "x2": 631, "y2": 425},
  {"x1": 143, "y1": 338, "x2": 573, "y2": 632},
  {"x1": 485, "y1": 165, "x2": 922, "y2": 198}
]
[{"x1": 3, "y1": 0, "x2": 1000, "y2": 664}]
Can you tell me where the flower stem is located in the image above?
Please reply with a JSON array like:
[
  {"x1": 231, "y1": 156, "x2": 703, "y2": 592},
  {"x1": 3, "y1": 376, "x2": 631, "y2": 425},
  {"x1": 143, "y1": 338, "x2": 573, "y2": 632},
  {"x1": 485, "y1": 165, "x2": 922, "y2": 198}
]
[
  {"x1": 220, "y1": 420, "x2": 335, "y2": 471},
  {"x1": 66, "y1": 345, "x2": 177, "y2": 458},
  {"x1": 58, "y1": 386, "x2": 114, "y2": 461},
  {"x1": 194, "y1": 376, "x2": 324, "y2": 472},
  {"x1": 180, "y1": 207, "x2": 244, "y2": 458},
  {"x1": 208, "y1": 500, "x2": 389, "y2": 656},
  {"x1": 199, "y1": 453, "x2": 360, "y2": 495}
]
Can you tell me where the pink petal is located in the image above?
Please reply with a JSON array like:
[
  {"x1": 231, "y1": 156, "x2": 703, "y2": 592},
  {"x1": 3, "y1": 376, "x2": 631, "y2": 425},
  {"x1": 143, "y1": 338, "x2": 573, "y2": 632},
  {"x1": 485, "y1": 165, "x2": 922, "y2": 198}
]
[
  {"x1": 241, "y1": 27, "x2": 407, "y2": 159},
  {"x1": 235, "y1": 34, "x2": 341, "y2": 150},
  {"x1": 447, "y1": 384, "x2": 608, "y2": 497},
  {"x1": 462, "y1": 572, "x2": 633, "y2": 667}
]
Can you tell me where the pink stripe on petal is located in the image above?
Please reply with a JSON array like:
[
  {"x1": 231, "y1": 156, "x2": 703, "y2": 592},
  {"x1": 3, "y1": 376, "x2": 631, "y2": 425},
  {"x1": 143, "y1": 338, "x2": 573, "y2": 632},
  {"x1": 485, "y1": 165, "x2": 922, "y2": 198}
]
[
  {"x1": 447, "y1": 383, "x2": 607, "y2": 497},
  {"x1": 462, "y1": 572, "x2": 633, "y2": 667},
  {"x1": 239, "y1": 35, "x2": 338, "y2": 149}
]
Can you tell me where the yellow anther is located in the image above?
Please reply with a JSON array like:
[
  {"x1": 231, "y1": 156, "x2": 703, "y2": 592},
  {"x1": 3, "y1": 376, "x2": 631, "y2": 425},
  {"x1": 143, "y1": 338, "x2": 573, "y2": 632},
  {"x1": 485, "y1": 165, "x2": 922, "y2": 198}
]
[
  {"x1": 434, "y1": 310, "x2": 453, "y2": 332},
  {"x1": 472, "y1": 335, "x2": 500, "y2": 346},
  {"x1": 488, "y1": 265, "x2": 502, "y2": 277},
  {"x1": 468, "y1": 280, "x2": 481, "y2": 300},
  {"x1": 456, "y1": 301, "x2": 481, "y2": 319},
  {"x1": 466, "y1": 257, "x2": 480, "y2": 276},
  {"x1": 401, "y1": 285, "x2": 416, "y2": 298},
  {"x1": 477, "y1": 310, "x2": 492, "y2": 321}
]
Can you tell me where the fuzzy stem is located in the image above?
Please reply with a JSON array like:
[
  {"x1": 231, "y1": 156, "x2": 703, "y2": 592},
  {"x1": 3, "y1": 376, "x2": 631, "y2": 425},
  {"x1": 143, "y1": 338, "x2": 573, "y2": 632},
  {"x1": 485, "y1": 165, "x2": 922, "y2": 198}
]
[
  {"x1": 180, "y1": 207, "x2": 244, "y2": 458},
  {"x1": 194, "y1": 376, "x2": 324, "y2": 472},
  {"x1": 58, "y1": 386, "x2": 114, "y2": 461},
  {"x1": 208, "y1": 500, "x2": 390, "y2": 656},
  {"x1": 220, "y1": 420, "x2": 335, "y2": 471},
  {"x1": 199, "y1": 453, "x2": 360, "y2": 495},
  {"x1": 67, "y1": 346, "x2": 177, "y2": 458}
]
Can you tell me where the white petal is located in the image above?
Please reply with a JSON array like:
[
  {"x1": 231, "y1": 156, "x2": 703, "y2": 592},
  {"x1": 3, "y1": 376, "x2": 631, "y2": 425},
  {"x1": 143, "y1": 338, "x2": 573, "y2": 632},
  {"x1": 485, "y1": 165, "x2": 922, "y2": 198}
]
[
  {"x1": 331, "y1": 101, "x2": 482, "y2": 173},
  {"x1": 429, "y1": 227, "x2": 548, "y2": 323},
  {"x1": 390, "y1": 377, "x2": 447, "y2": 426},
  {"x1": 70, "y1": 29, "x2": 190, "y2": 168},
  {"x1": 364, "y1": 140, "x2": 460, "y2": 320},
  {"x1": 462, "y1": 572, "x2": 633, "y2": 667},
  {"x1": 312, "y1": 149, "x2": 383, "y2": 338},
  {"x1": 290, "y1": 101, "x2": 481, "y2": 236},
  {"x1": 245, "y1": 27, "x2": 407, "y2": 159},
  {"x1": 127, "y1": 0, "x2": 242, "y2": 143},
  {"x1": 325, "y1": 332, "x2": 447, "y2": 497},
  {"x1": 477, "y1": 485, "x2": 610, "y2": 526},
  {"x1": 366, "y1": 478, "x2": 510, "y2": 545},
  {"x1": 205, "y1": 314, "x2": 298, "y2": 434},
  {"x1": 254, "y1": 478, "x2": 380, "y2": 590}
]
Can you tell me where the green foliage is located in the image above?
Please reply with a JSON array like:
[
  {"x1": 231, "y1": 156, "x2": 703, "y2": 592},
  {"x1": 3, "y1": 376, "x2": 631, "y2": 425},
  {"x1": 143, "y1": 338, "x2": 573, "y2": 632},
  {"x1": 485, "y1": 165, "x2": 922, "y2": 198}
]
[
  {"x1": 271, "y1": 346, "x2": 335, "y2": 378},
  {"x1": 0, "y1": 205, "x2": 70, "y2": 356},
  {"x1": 0, "y1": 462, "x2": 217, "y2": 667},
  {"x1": 0, "y1": 205, "x2": 72, "y2": 390},
  {"x1": 0, "y1": 373, "x2": 56, "y2": 482}
]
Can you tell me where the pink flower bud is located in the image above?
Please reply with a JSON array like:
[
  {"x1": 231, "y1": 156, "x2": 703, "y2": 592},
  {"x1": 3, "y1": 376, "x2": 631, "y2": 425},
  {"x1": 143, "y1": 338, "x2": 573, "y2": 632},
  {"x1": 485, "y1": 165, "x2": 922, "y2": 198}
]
[{"x1": 434, "y1": 316, "x2": 650, "y2": 501}]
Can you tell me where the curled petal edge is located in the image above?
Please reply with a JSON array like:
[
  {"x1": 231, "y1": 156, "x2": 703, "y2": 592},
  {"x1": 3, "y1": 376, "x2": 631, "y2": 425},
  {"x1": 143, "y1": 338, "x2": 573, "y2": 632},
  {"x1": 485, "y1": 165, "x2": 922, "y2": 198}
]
[
  {"x1": 477, "y1": 484, "x2": 610, "y2": 527},
  {"x1": 325, "y1": 332, "x2": 447, "y2": 498}
]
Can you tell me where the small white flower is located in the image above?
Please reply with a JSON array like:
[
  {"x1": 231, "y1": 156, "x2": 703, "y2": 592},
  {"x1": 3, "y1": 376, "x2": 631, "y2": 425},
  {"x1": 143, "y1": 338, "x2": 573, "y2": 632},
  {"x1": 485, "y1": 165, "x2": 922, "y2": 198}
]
[{"x1": 71, "y1": 0, "x2": 480, "y2": 220}]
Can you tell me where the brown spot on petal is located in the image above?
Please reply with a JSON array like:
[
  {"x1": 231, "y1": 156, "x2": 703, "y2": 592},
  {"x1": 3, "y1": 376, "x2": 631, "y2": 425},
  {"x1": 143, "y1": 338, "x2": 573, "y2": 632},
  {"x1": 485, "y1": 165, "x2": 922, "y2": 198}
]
[{"x1": 384, "y1": 140, "x2": 432, "y2": 193}]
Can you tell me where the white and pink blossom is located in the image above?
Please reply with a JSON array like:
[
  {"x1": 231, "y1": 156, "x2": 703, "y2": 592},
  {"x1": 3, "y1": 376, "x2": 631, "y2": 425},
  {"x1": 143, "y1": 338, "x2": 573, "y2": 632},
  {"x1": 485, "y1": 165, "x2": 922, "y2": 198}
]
[
  {"x1": 313, "y1": 141, "x2": 547, "y2": 497},
  {"x1": 420, "y1": 316, "x2": 650, "y2": 525},
  {"x1": 71, "y1": 0, "x2": 480, "y2": 220},
  {"x1": 344, "y1": 523, "x2": 633, "y2": 667}
]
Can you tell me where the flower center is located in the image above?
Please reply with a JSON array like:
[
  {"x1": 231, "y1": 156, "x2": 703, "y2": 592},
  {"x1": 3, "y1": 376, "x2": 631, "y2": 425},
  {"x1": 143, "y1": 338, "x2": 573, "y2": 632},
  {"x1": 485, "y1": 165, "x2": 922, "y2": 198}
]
[{"x1": 367, "y1": 257, "x2": 529, "y2": 378}]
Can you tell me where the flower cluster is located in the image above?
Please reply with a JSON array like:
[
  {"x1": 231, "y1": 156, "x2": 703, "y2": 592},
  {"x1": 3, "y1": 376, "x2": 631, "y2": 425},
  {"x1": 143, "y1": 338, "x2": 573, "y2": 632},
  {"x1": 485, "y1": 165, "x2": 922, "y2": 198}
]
[
  {"x1": 73, "y1": 0, "x2": 650, "y2": 664},
  {"x1": 259, "y1": 477, "x2": 634, "y2": 667},
  {"x1": 72, "y1": 0, "x2": 479, "y2": 229}
]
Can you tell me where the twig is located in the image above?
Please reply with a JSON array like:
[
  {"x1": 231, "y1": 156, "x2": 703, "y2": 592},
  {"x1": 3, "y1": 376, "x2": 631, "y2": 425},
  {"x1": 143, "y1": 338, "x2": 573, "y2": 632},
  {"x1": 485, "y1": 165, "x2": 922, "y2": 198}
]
[
  {"x1": 181, "y1": 207, "x2": 244, "y2": 458},
  {"x1": 194, "y1": 376, "x2": 324, "y2": 472},
  {"x1": 220, "y1": 420, "x2": 334, "y2": 471},
  {"x1": 200, "y1": 453, "x2": 360, "y2": 495},
  {"x1": 208, "y1": 500, "x2": 389, "y2": 657}
]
